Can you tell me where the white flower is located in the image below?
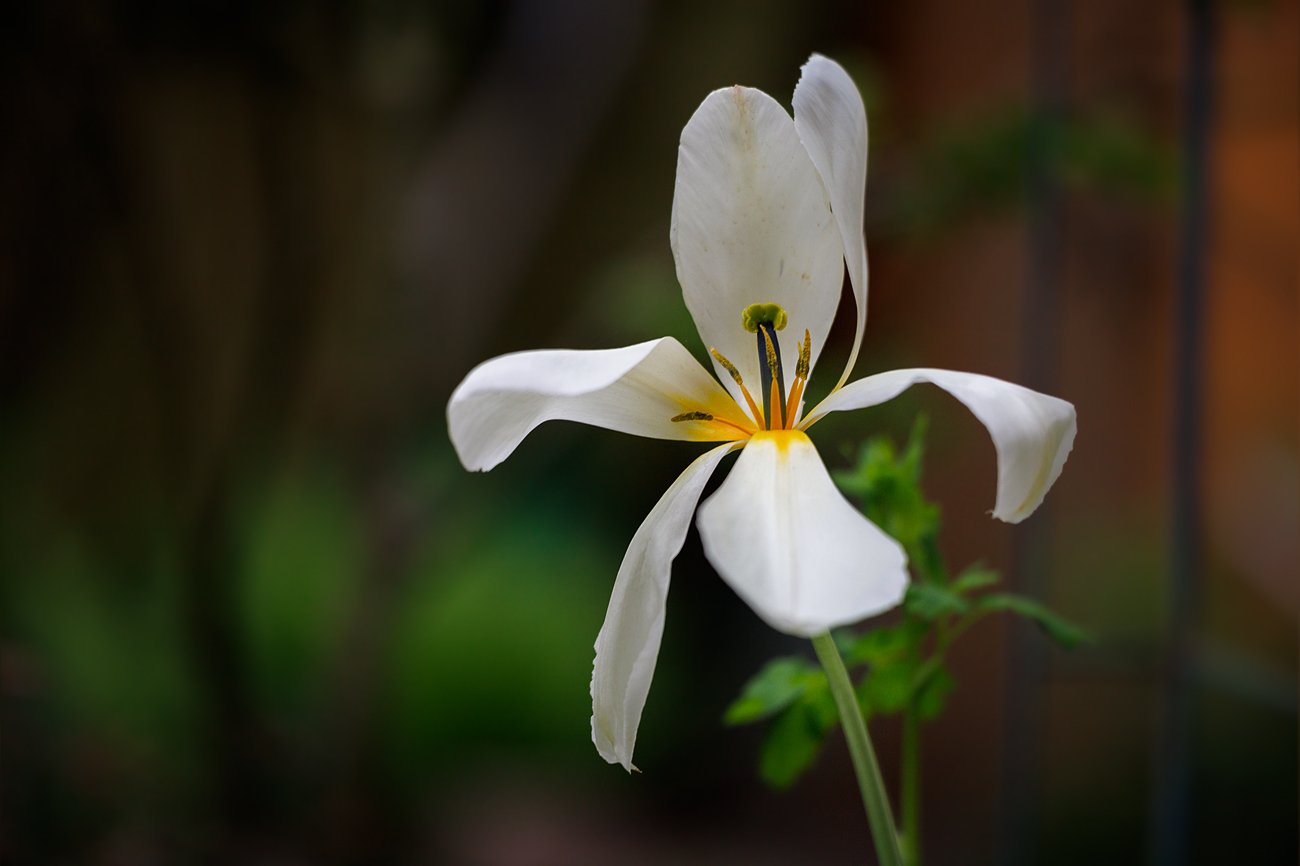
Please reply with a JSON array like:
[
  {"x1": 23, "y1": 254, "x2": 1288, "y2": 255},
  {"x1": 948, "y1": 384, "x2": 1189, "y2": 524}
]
[{"x1": 446, "y1": 55, "x2": 1076, "y2": 771}]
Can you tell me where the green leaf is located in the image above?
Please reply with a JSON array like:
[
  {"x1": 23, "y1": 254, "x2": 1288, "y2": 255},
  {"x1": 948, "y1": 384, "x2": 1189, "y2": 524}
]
[
  {"x1": 833, "y1": 418, "x2": 942, "y2": 562},
  {"x1": 951, "y1": 565, "x2": 1000, "y2": 594},
  {"x1": 723, "y1": 657, "x2": 824, "y2": 726},
  {"x1": 844, "y1": 621, "x2": 924, "y2": 667},
  {"x1": 913, "y1": 535, "x2": 949, "y2": 585},
  {"x1": 900, "y1": 415, "x2": 929, "y2": 479},
  {"x1": 977, "y1": 593, "x2": 1092, "y2": 649},
  {"x1": 804, "y1": 675, "x2": 841, "y2": 730},
  {"x1": 915, "y1": 667, "x2": 956, "y2": 721},
  {"x1": 832, "y1": 627, "x2": 859, "y2": 657},
  {"x1": 832, "y1": 438, "x2": 895, "y2": 497},
  {"x1": 858, "y1": 658, "x2": 917, "y2": 716},
  {"x1": 758, "y1": 700, "x2": 829, "y2": 789},
  {"x1": 904, "y1": 583, "x2": 969, "y2": 620}
]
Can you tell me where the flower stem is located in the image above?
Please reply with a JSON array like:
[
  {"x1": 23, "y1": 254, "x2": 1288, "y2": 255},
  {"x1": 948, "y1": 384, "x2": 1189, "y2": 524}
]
[
  {"x1": 811, "y1": 632, "x2": 904, "y2": 866},
  {"x1": 901, "y1": 702, "x2": 921, "y2": 866}
]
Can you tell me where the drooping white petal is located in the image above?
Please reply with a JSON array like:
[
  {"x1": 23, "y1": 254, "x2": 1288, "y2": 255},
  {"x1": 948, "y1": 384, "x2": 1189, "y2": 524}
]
[
  {"x1": 805, "y1": 368, "x2": 1077, "y2": 523},
  {"x1": 670, "y1": 85, "x2": 844, "y2": 406},
  {"x1": 793, "y1": 53, "x2": 870, "y2": 390},
  {"x1": 696, "y1": 430, "x2": 908, "y2": 637},
  {"x1": 591, "y1": 442, "x2": 739, "y2": 771},
  {"x1": 447, "y1": 337, "x2": 753, "y2": 472}
]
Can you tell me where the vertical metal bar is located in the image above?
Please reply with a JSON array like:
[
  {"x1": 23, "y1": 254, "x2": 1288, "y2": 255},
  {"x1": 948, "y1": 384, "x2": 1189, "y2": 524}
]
[
  {"x1": 996, "y1": 1, "x2": 1070, "y2": 864},
  {"x1": 1149, "y1": 0, "x2": 1215, "y2": 863}
]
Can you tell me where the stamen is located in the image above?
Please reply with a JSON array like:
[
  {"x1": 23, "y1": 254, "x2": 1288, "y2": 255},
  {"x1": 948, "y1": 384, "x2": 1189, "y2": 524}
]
[
  {"x1": 785, "y1": 329, "x2": 811, "y2": 429},
  {"x1": 711, "y1": 347, "x2": 764, "y2": 426},
  {"x1": 710, "y1": 349, "x2": 741, "y2": 382},
  {"x1": 670, "y1": 410, "x2": 753, "y2": 438},
  {"x1": 761, "y1": 327, "x2": 785, "y2": 430}
]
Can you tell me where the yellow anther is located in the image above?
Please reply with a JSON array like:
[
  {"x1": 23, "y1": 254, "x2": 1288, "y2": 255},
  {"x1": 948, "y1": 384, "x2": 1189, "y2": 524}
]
[
  {"x1": 670, "y1": 409, "x2": 754, "y2": 439},
  {"x1": 784, "y1": 329, "x2": 812, "y2": 430},
  {"x1": 710, "y1": 348, "x2": 743, "y2": 384},
  {"x1": 762, "y1": 327, "x2": 779, "y2": 376},
  {"x1": 712, "y1": 346, "x2": 764, "y2": 428}
]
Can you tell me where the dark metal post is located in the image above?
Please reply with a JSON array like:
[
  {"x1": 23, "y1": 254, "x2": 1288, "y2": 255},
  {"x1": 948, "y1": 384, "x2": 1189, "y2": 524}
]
[{"x1": 1149, "y1": 0, "x2": 1215, "y2": 863}]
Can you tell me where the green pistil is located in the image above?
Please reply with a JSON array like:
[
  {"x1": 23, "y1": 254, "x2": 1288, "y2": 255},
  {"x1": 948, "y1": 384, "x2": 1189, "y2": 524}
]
[
  {"x1": 757, "y1": 324, "x2": 787, "y2": 429},
  {"x1": 741, "y1": 302, "x2": 788, "y2": 333},
  {"x1": 741, "y1": 303, "x2": 789, "y2": 428}
]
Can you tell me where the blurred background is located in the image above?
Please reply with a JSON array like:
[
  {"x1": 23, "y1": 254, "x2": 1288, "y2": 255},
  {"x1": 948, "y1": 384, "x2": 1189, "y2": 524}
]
[{"x1": 1, "y1": 0, "x2": 1295, "y2": 863}]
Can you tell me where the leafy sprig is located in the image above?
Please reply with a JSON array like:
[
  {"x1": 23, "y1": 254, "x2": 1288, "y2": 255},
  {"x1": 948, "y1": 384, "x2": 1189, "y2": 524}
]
[{"x1": 725, "y1": 416, "x2": 1089, "y2": 796}]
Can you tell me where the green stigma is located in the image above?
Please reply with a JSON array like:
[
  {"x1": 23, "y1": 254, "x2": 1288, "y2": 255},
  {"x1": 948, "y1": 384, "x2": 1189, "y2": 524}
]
[{"x1": 741, "y1": 302, "x2": 788, "y2": 333}]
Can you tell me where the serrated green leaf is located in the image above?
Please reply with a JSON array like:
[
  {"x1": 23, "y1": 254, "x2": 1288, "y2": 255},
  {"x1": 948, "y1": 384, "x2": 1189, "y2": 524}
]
[
  {"x1": 915, "y1": 667, "x2": 955, "y2": 720},
  {"x1": 977, "y1": 593, "x2": 1092, "y2": 649},
  {"x1": 832, "y1": 439, "x2": 897, "y2": 497},
  {"x1": 951, "y1": 565, "x2": 1000, "y2": 594},
  {"x1": 833, "y1": 421, "x2": 942, "y2": 559},
  {"x1": 758, "y1": 700, "x2": 830, "y2": 789},
  {"x1": 904, "y1": 583, "x2": 969, "y2": 619},
  {"x1": 723, "y1": 656, "x2": 824, "y2": 726}
]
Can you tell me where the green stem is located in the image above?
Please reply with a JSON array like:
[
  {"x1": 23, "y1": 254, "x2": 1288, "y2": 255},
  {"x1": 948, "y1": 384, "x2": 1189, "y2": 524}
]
[
  {"x1": 901, "y1": 702, "x2": 921, "y2": 866},
  {"x1": 812, "y1": 633, "x2": 904, "y2": 866}
]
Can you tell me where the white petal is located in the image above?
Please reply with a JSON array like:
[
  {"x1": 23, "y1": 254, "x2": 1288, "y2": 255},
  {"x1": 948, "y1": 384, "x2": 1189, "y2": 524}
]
[
  {"x1": 447, "y1": 337, "x2": 753, "y2": 472},
  {"x1": 670, "y1": 86, "x2": 844, "y2": 406},
  {"x1": 793, "y1": 54, "x2": 870, "y2": 390},
  {"x1": 696, "y1": 430, "x2": 907, "y2": 637},
  {"x1": 805, "y1": 368, "x2": 1077, "y2": 522},
  {"x1": 591, "y1": 442, "x2": 738, "y2": 770}
]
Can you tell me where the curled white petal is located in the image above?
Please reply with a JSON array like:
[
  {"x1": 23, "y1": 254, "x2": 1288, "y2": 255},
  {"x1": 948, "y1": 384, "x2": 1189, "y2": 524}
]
[
  {"x1": 670, "y1": 85, "x2": 844, "y2": 406},
  {"x1": 447, "y1": 337, "x2": 751, "y2": 472},
  {"x1": 793, "y1": 53, "x2": 870, "y2": 390},
  {"x1": 591, "y1": 442, "x2": 739, "y2": 771},
  {"x1": 805, "y1": 368, "x2": 1077, "y2": 522},
  {"x1": 696, "y1": 430, "x2": 907, "y2": 636}
]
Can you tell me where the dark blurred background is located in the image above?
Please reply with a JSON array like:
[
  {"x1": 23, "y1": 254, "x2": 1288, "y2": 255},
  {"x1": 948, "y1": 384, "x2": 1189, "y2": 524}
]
[{"x1": 1, "y1": 1, "x2": 1295, "y2": 864}]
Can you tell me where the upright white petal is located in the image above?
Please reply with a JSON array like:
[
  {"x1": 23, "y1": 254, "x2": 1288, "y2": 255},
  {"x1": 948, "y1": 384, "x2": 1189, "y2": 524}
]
[
  {"x1": 805, "y1": 368, "x2": 1077, "y2": 522},
  {"x1": 696, "y1": 431, "x2": 907, "y2": 637},
  {"x1": 591, "y1": 442, "x2": 739, "y2": 771},
  {"x1": 670, "y1": 86, "x2": 844, "y2": 406},
  {"x1": 447, "y1": 337, "x2": 752, "y2": 472},
  {"x1": 793, "y1": 53, "x2": 870, "y2": 390}
]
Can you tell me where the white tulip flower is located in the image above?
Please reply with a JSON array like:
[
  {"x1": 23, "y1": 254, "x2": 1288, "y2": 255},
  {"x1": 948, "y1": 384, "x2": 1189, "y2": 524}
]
[{"x1": 447, "y1": 54, "x2": 1076, "y2": 772}]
